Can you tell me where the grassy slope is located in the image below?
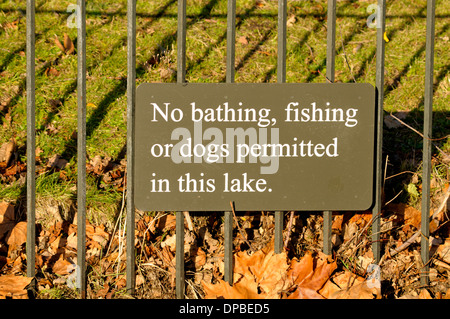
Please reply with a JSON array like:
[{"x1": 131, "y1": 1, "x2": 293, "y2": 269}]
[{"x1": 0, "y1": 0, "x2": 449, "y2": 221}]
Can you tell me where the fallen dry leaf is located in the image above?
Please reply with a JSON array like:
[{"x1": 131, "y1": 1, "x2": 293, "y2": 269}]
[
  {"x1": 287, "y1": 15, "x2": 296, "y2": 27},
  {"x1": 3, "y1": 19, "x2": 19, "y2": 30},
  {"x1": 95, "y1": 283, "x2": 110, "y2": 299},
  {"x1": 0, "y1": 275, "x2": 33, "y2": 299},
  {"x1": 156, "y1": 214, "x2": 176, "y2": 231},
  {"x1": 285, "y1": 251, "x2": 314, "y2": 286},
  {"x1": 287, "y1": 287, "x2": 324, "y2": 299},
  {"x1": 6, "y1": 221, "x2": 27, "y2": 253},
  {"x1": 203, "y1": 275, "x2": 260, "y2": 299},
  {"x1": 55, "y1": 33, "x2": 75, "y2": 55},
  {"x1": 329, "y1": 280, "x2": 380, "y2": 299},
  {"x1": 52, "y1": 254, "x2": 74, "y2": 276},
  {"x1": 89, "y1": 155, "x2": 106, "y2": 174},
  {"x1": 66, "y1": 232, "x2": 77, "y2": 250},
  {"x1": 318, "y1": 276, "x2": 343, "y2": 298},
  {"x1": 387, "y1": 203, "x2": 421, "y2": 232},
  {"x1": 193, "y1": 247, "x2": 207, "y2": 270},
  {"x1": 160, "y1": 233, "x2": 176, "y2": 251},
  {"x1": 203, "y1": 241, "x2": 289, "y2": 299},
  {"x1": 255, "y1": 0, "x2": 265, "y2": 8},
  {"x1": 91, "y1": 224, "x2": 110, "y2": 249},
  {"x1": 323, "y1": 270, "x2": 380, "y2": 299},
  {"x1": 445, "y1": 288, "x2": 450, "y2": 299},
  {"x1": 54, "y1": 36, "x2": 65, "y2": 52},
  {"x1": 45, "y1": 67, "x2": 60, "y2": 77},
  {"x1": 436, "y1": 238, "x2": 450, "y2": 264},
  {"x1": 0, "y1": 139, "x2": 16, "y2": 166},
  {"x1": 326, "y1": 270, "x2": 365, "y2": 289},
  {"x1": 202, "y1": 241, "x2": 338, "y2": 299},
  {"x1": 0, "y1": 202, "x2": 15, "y2": 239},
  {"x1": 286, "y1": 251, "x2": 337, "y2": 298},
  {"x1": 49, "y1": 234, "x2": 65, "y2": 255},
  {"x1": 63, "y1": 33, "x2": 75, "y2": 55},
  {"x1": 238, "y1": 36, "x2": 248, "y2": 45},
  {"x1": 4, "y1": 162, "x2": 26, "y2": 177},
  {"x1": 419, "y1": 288, "x2": 433, "y2": 299},
  {"x1": 348, "y1": 212, "x2": 372, "y2": 227},
  {"x1": 48, "y1": 99, "x2": 62, "y2": 110},
  {"x1": 332, "y1": 214, "x2": 343, "y2": 231},
  {"x1": 238, "y1": 241, "x2": 289, "y2": 298},
  {"x1": 47, "y1": 154, "x2": 68, "y2": 170},
  {"x1": 136, "y1": 274, "x2": 145, "y2": 287}
]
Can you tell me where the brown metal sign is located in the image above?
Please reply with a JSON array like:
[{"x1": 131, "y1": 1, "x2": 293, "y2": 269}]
[{"x1": 134, "y1": 83, "x2": 376, "y2": 211}]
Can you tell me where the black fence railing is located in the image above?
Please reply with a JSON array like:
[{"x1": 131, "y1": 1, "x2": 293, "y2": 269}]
[{"x1": 22, "y1": 0, "x2": 437, "y2": 298}]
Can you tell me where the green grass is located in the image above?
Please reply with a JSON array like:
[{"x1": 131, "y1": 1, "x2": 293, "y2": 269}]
[
  {"x1": 0, "y1": 0, "x2": 449, "y2": 220},
  {"x1": 38, "y1": 285, "x2": 79, "y2": 299}
]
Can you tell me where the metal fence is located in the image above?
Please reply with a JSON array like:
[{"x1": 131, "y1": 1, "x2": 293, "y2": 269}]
[{"x1": 22, "y1": 0, "x2": 437, "y2": 298}]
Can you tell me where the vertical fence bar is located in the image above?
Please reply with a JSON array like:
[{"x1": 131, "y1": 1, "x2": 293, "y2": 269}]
[
  {"x1": 76, "y1": 0, "x2": 87, "y2": 298},
  {"x1": 277, "y1": 0, "x2": 287, "y2": 83},
  {"x1": 176, "y1": 212, "x2": 185, "y2": 298},
  {"x1": 274, "y1": 213, "x2": 283, "y2": 253},
  {"x1": 26, "y1": 0, "x2": 36, "y2": 278},
  {"x1": 176, "y1": 0, "x2": 186, "y2": 299},
  {"x1": 372, "y1": 0, "x2": 386, "y2": 264},
  {"x1": 420, "y1": 0, "x2": 435, "y2": 286},
  {"x1": 323, "y1": 0, "x2": 336, "y2": 256},
  {"x1": 126, "y1": 0, "x2": 137, "y2": 294},
  {"x1": 224, "y1": 211, "x2": 233, "y2": 285},
  {"x1": 274, "y1": 0, "x2": 287, "y2": 254},
  {"x1": 226, "y1": 0, "x2": 236, "y2": 83},
  {"x1": 325, "y1": 0, "x2": 336, "y2": 83},
  {"x1": 323, "y1": 211, "x2": 332, "y2": 254},
  {"x1": 177, "y1": 0, "x2": 187, "y2": 84},
  {"x1": 224, "y1": 0, "x2": 236, "y2": 285}
]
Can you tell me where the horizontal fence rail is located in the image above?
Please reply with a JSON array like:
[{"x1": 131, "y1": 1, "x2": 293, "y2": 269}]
[{"x1": 20, "y1": 0, "x2": 438, "y2": 298}]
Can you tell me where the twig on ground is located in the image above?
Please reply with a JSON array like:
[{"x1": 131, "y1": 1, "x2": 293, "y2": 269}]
[
  {"x1": 341, "y1": 39, "x2": 356, "y2": 82},
  {"x1": 383, "y1": 155, "x2": 389, "y2": 190},
  {"x1": 379, "y1": 231, "x2": 420, "y2": 266},
  {"x1": 433, "y1": 259, "x2": 450, "y2": 270},
  {"x1": 184, "y1": 211, "x2": 194, "y2": 232},
  {"x1": 338, "y1": 213, "x2": 373, "y2": 253},
  {"x1": 389, "y1": 113, "x2": 449, "y2": 157},
  {"x1": 385, "y1": 170, "x2": 417, "y2": 180},
  {"x1": 379, "y1": 187, "x2": 450, "y2": 266},
  {"x1": 230, "y1": 201, "x2": 254, "y2": 252},
  {"x1": 431, "y1": 186, "x2": 450, "y2": 221},
  {"x1": 186, "y1": 279, "x2": 200, "y2": 299},
  {"x1": 384, "y1": 190, "x2": 403, "y2": 206},
  {"x1": 284, "y1": 211, "x2": 295, "y2": 249},
  {"x1": 116, "y1": 211, "x2": 126, "y2": 279},
  {"x1": 105, "y1": 176, "x2": 127, "y2": 256},
  {"x1": 305, "y1": 42, "x2": 315, "y2": 60}
]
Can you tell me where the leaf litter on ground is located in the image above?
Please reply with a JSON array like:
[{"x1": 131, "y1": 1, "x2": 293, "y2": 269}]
[
  {"x1": 0, "y1": 197, "x2": 450, "y2": 298},
  {"x1": 0, "y1": 150, "x2": 449, "y2": 299}
]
